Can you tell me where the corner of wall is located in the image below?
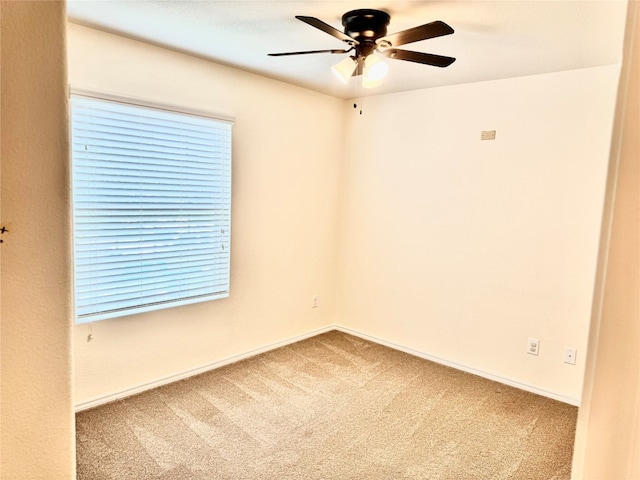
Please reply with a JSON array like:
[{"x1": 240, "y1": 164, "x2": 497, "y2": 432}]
[
  {"x1": 1, "y1": 1, "x2": 75, "y2": 478},
  {"x1": 572, "y1": 0, "x2": 640, "y2": 477}
]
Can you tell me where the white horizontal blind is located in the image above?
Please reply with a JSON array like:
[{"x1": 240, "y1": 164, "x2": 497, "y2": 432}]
[{"x1": 71, "y1": 95, "x2": 232, "y2": 323}]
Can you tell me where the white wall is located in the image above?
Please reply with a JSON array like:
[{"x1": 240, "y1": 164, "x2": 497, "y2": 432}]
[
  {"x1": 1, "y1": 2, "x2": 75, "y2": 478},
  {"x1": 337, "y1": 66, "x2": 620, "y2": 403},
  {"x1": 67, "y1": 24, "x2": 344, "y2": 406}
]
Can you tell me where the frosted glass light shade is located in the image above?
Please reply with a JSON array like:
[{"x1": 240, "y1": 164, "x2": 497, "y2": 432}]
[
  {"x1": 363, "y1": 55, "x2": 388, "y2": 89},
  {"x1": 332, "y1": 56, "x2": 357, "y2": 84},
  {"x1": 365, "y1": 55, "x2": 389, "y2": 80}
]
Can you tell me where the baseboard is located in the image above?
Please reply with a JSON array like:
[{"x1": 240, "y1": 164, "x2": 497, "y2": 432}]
[
  {"x1": 75, "y1": 323, "x2": 580, "y2": 411},
  {"x1": 334, "y1": 325, "x2": 581, "y2": 407},
  {"x1": 74, "y1": 325, "x2": 335, "y2": 412}
]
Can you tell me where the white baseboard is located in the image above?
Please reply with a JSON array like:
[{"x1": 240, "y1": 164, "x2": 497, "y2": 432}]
[
  {"x1": 75, "y1": 323, "x2": 580, "y2": 412},
  {"x1": 334, "y1": 325, "x2": 581, "y2": 406},
  {"x1": 74, "y1": 325, "x2": 335, "y2": 412}
]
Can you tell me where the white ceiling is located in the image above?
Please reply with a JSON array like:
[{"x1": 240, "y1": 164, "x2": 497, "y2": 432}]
[{"x1": 66, "y1": 1, "x2": 628, "y2": 99}]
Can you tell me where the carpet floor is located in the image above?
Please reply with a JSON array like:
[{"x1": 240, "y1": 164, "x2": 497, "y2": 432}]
[{"x1": 76, "y1": 330, "x2": 578, "y2": 479}]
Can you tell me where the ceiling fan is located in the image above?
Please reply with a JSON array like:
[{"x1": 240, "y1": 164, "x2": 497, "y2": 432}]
[{"x1": 269, "y1": 9, "x2": 456, "y2": 88}]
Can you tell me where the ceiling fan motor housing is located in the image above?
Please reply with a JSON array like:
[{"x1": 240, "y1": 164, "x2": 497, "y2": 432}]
[{"x1": 342, "y1": 9, "x2": 390, "y2": 57}]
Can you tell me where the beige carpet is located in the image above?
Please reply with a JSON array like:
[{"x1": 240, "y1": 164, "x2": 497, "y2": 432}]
[{"x1": 76, "y1": 331, "x2": 578, "y2": 479}]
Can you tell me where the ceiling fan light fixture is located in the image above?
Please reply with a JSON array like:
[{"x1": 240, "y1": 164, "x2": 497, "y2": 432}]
[
  {"x1": 331, "y1": 56, "x2": 357, "y2": 84},
  {"x1": 362, "y1": 54, "x2": 388, "y2": 88},
  {"x1": 364, "y1": 54, "x2": 388, "y2": 80},
  {"x1": 269, "y1": 10, "x2": 456, "y2": 90}
]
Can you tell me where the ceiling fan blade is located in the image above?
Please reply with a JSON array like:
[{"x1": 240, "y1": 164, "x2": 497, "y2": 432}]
[
  {"x1": 295, "y1": 15, "x2": 359, "y2": 45},
  {"x1": 381, "y1": 48, "x2": 456, "y2": 67},
  {"x1": 379, "y1": 20, "x2": 454, "y2": 47},
  {"x1": 268, "y1": 49, "x2": 351, "y2": 57}
]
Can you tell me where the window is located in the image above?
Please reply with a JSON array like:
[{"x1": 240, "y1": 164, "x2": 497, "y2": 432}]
[{"x1": 71, "y1": 93, "x2": 232, "y2": 323}]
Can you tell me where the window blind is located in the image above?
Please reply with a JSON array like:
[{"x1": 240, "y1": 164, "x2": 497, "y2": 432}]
[{"x1": 71, "y1": 95, "x2": 232, "y2": 323}]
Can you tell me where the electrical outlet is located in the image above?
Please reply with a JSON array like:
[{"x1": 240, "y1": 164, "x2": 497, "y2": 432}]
[
  {"x1": 312, "y1": 295, "x2": 319, "y2": 309},
  {"x1": 527, "y1": 337, "x2": 540, "y2": 356},
  {"x1": 564, "y1": 348, "x2": 577, "y2": 365}
]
